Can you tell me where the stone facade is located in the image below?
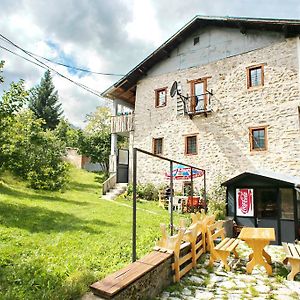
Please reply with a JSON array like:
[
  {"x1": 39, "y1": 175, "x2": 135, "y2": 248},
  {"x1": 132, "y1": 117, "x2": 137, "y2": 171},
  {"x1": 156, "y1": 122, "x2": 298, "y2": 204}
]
[{"x1": 133, "y1": 38, "x2": 300, "y2": 191}]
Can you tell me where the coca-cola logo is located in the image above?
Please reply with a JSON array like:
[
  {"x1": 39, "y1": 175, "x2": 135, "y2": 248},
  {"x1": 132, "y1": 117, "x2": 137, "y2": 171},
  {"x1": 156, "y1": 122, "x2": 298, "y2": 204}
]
[{"x1": 238, "y1": 189, "x2": 252, "y2": 214}]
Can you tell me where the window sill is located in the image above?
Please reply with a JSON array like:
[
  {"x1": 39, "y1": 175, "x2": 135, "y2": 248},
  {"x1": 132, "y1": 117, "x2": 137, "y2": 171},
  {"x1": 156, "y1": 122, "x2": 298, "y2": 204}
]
[
  {"x1": 250, "y1": 149, "x2": 268, "y2": 154},
  {"x1": 247, "y1": 85, "x2": 264, "y2": 91},
  {"x1": 184, "y1": 153, "x2": 198, "y2": 156},
  {"x1": 155, "y1": 104, "x2": 167, "y2": 108}
]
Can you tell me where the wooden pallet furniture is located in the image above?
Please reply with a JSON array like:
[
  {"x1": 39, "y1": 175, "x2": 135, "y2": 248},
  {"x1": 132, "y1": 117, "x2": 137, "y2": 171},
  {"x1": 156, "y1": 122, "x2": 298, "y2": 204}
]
[
  {"x1": 191, "y1": 212, "x2": 215, "y2": 253},
  {"x1": 90, "y1": 251, "x2": 172, "y2": 299},
  {"x1": 207, "y1": 220, "x2": 239, "y2": 271},
  {"x1": 238, "y1": 227, "x2": 275, "y2": 275},
  {"x1": 283, "y1": 242, "x2": 300, "y2": 280}
]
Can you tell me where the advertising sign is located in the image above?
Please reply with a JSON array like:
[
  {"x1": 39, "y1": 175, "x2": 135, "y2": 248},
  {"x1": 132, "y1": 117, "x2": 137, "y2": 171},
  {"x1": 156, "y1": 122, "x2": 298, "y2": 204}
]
[{"x1": 236, "y1": 188, "x2": 254, "y2": 217}]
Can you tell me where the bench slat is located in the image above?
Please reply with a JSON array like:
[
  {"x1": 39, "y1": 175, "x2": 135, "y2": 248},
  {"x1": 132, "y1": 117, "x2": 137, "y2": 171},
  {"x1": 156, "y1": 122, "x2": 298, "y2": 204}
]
[
  {"x1": 289, "y1": 243, "x2": 300, "y2": 259},
  {"x1": 225, "y1": 238, "x2": 239, "y2": 252},
  {"x1": 282, "y1": 242, "x2": 292, "y2": 257},
  {"x1": 214, "y1": 237, "x2": 230, "y2": 250},
  {"x1": 295, "y1": 244, "x2": 300, "y2": 257}
]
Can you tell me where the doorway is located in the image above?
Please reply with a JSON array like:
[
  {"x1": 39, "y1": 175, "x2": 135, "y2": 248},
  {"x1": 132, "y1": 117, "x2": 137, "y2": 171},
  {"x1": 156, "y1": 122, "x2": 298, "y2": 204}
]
[
  {"x1": 255, "y1": 188, "x2": 278, "y2": 244},
  {"x1": 117, "y1": 149, "x2": 129, "y2": 183}
]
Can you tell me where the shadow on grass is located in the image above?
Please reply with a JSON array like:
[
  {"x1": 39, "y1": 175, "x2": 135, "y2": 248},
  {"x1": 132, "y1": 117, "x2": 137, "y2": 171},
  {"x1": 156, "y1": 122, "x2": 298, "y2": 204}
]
[
  {"x1": 0, "y1": 201, "x2": 114, "y2": 233},
  {"x1": 67, "y1": 181, "x2": 100, "y2": 193},
  {"x1": 0, "y1": 184, "x2": 90, "y2": 206}
]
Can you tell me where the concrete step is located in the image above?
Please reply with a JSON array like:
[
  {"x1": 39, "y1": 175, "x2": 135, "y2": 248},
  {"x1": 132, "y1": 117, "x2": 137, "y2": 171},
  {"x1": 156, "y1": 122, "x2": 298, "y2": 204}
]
[{"x1": 102, "y1": 183, "x2": 128, "y2": 200}]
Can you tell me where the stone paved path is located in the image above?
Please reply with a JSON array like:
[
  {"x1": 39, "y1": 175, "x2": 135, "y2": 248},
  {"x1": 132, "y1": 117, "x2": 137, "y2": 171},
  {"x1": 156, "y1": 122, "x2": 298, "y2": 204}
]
[{"x1": 156, "y1": 243, "x2": 300, "y2": 300}]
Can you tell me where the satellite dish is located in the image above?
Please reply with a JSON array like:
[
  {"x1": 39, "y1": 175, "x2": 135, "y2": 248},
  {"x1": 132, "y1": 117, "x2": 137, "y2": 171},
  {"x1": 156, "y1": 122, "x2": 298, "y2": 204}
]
[{"x1": 170, "y1": 81, "x2": 178, "y2": 98}]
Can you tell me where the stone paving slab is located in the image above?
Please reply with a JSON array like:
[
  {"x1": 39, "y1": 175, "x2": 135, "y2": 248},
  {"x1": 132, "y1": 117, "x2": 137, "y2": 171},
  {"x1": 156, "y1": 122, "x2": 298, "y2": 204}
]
[{"x1": 156, "y1": 243, "x2": 300, "y2": 300}]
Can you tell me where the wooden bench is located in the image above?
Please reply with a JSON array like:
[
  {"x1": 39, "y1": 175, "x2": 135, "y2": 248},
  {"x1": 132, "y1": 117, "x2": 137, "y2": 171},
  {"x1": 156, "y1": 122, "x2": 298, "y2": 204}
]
[
  {"x1": 283, "y1": 242, "x2": 300, "y2": 280},
  {"x1": 207, "y1": 221, "x2": 239, "y2": 271},
  {"x1": 90, "y1": 251, "x2": 172, "y2": 299}
]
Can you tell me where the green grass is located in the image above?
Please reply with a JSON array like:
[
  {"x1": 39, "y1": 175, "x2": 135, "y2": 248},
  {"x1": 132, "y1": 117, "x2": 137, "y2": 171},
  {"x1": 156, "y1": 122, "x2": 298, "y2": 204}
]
[{"x1": 0, "y1": 169, "x2": 175, "y2": 299}]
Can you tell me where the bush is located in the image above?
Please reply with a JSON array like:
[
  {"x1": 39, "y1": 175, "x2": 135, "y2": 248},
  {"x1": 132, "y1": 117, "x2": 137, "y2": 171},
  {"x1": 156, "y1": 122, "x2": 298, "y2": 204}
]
[
  {"x1": 207, "y1": 176, "x2": 227, "y2": 220},
  {"x1": 124, "y1": 182, "x2": 159, "y2": 201},
  {"x1": 2, "y1": 111, "x2": 69, "y2": 190}
]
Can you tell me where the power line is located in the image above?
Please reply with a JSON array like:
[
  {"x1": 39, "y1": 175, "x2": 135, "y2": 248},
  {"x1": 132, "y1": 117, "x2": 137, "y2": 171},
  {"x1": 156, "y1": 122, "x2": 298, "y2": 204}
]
[
  {"x1": 0, "y1": 34, "x2": 106, "y2": 98},
  {"x1": 0, "y1": 35, "x2": 124, "y2": 77},
  {"x1": 28, "y1": 50, "x2": 125, "y2": 77}
]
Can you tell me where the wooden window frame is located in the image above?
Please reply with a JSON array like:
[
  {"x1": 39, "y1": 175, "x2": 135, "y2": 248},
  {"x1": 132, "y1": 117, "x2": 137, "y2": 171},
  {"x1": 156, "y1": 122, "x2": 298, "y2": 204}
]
[
  {"x1": 184, "y1": 134, "x2": 198, "y2": 155},
  {"x1": 246, "y1": 64, "x2": 264, "y2": 89},
  {"x1": 155, "y1": 87, "x2": 167, "y2": 108},
  {"x1": 152, "y1": 137, "x2": 163, "y2": 155},
  {"x1": 190, "y1": 78, "x2": 209, "y2": 113},
  {"x1": 249, "y1": 126, "x2": 268, "y2": 152}
]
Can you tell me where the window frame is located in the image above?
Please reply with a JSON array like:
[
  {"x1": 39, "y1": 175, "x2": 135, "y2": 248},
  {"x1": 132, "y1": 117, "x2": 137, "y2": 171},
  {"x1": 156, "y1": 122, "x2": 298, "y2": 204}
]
[
  {"x1": 184, "y1": 134, "x2": 198, "y2": 155},
  {"x1": 155, "y1": 87, "x2": 167, "y2": 108},
  {"x1": 249, "y1": 126, "x2": 268, "y2": 152},
  {"x1": 246, "y1": 64, "x2": 264, "y2": 89},
  {"x1": 190, "y1": 78, "x2": 208, "y2": 113},
  {"x1": 152, "y1": 137, "x2": 163, "y2": 155}
]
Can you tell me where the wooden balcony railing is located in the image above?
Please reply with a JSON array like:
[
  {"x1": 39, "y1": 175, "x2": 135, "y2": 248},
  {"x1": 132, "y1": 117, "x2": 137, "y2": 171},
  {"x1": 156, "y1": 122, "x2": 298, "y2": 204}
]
[{"x1": 111, "y1": 114, "x2": 134, "y2": 133}]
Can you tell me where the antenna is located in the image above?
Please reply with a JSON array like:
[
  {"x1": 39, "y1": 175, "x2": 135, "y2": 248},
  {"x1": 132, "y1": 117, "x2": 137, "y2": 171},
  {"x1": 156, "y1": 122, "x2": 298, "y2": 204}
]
[{"x1": 170, "y1": 81, "x2": 178, "y2": 98}]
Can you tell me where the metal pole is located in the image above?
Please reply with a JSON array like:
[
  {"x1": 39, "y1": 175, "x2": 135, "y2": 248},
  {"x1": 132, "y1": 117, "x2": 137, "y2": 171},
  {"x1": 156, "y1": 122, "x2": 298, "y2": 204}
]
[
  {"x1": 132, "y1": 148, "x2": 137, "y2": 262},
  {"x1": 203, "y1": 170, "x2": 207, "y2": 211},
  {"x1": 190, "y1": 167, "x2": 194, "y2": 213},
  {"x1": 170, "y1": 161, "x2": 174, "y2": 235}
]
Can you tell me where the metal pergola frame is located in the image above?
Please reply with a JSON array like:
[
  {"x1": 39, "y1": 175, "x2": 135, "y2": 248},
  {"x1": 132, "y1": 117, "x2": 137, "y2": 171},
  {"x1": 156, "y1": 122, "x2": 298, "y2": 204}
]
[{"x1": 132, "y1": 147, "x2": 206, "y2": 262}]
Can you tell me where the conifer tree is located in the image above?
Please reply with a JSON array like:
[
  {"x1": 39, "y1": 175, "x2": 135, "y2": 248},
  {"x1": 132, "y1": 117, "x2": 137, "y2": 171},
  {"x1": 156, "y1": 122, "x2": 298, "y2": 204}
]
[{"x1": 29, "y1": 70, "x2": 63, "y2": 129}]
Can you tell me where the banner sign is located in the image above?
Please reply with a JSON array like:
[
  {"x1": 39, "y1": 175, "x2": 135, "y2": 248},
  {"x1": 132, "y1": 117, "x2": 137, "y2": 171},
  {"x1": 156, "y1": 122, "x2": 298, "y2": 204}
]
[{"x1": 236, "y1": 188, "x2": 254, "y2": 217}]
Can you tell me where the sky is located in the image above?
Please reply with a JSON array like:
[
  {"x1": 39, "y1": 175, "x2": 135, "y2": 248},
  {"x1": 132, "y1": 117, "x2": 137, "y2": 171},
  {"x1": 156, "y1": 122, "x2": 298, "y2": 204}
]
[{"x1": 0, "y1": 0, "x2": 299, "y2": 127}]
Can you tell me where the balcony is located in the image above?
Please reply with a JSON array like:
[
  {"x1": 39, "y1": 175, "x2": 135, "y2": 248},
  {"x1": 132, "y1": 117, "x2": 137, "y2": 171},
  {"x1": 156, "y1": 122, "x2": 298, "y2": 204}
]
[
  {"x1": 111, "y1": 113, "x2": 134, "y2": 134},
  {"x1": 184, "y1": 94, "x2": 213, "y2": 118}
]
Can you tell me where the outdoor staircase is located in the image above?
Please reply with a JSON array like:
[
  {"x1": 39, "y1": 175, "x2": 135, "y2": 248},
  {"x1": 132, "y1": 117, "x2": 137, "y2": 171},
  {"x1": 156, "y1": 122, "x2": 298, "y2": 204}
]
[{"x1": 102, "y1": 183, "x2": 128, "y2": 200}]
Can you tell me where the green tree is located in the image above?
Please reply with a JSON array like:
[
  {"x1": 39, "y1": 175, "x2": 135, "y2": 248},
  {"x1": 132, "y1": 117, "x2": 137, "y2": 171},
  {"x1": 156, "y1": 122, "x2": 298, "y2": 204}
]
[
  {"x1": 55, "y1": 118, "x2": 82, "y2": 148},
  {"x1": 0, "y1": 65, "x2": 29, "y2": 171},
  {"x1": 29, "y1": 70, "x2": 63, "y2": 129},
  {"x1": 79, "y1": 106, "x2": 111, "y2": 172}
]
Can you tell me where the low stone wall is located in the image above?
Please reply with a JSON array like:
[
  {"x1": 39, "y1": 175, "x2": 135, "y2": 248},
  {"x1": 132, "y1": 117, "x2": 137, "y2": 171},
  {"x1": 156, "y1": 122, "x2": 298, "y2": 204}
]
[{"x1": 111, "y1": 256, "x2": 173, "y2": 300}]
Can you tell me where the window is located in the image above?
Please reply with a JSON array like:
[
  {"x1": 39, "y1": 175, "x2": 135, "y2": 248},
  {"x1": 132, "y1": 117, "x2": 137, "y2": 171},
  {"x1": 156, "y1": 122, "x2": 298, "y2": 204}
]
[
  {"x1": 190, "y1": 78, "x2": 208, "y2": 113},
  {"x1": 193, "y1": 36, "x2": 199, "y2": 45},
  {"x1": 153, "y1": 138, "x2": 163, "y2": 155},
  {"x1": 249, "y1": 126, "x2": 267, "y2": 151},
  {"x1": 185, "y1": 135, "x2": 197, "y2": 155},
  {"x1": 155, "y1": 88, "x2": 167, "y2": 107},
  {"x1": 247, "y1": 64, "x2": 264, "y2": 88}
]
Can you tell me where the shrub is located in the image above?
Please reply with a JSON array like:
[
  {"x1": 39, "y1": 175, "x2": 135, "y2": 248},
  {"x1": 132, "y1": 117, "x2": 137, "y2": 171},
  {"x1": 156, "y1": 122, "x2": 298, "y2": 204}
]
[
  {"x1": 3, "y1": 111, "x2": 69, "y2": 190},
  {"x1": 207, "y1": 176, "x2": 227, "y2": 220},
  {"x1": 124, "y1": 182, "x2": 159, "y2": 201}
]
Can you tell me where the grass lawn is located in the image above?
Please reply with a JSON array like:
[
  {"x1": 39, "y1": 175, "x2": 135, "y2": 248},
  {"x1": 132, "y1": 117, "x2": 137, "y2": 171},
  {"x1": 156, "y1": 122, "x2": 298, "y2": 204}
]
[{"x1": 0, "y1": 168, "x2": 182, "y2": 300}]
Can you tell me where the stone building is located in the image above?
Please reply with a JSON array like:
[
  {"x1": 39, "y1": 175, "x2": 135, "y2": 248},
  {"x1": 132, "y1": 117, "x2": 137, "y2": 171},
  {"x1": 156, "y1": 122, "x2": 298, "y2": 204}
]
[
  {"x1": 103, "y1": 16, "x2": 300, "y2": 192},
  {"x1": 103, "y1": 15, "x2": 300, "y2": 243}
]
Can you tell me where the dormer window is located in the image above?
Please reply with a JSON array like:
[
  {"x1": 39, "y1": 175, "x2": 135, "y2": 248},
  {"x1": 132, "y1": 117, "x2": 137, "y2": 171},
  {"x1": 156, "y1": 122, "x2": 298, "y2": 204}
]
[
  {"x1": 247, "y1": 64, "x2": 264, "y2": 89},
  {"x1": 155, "y1": 87, "x2": 167, "y2": 107}
]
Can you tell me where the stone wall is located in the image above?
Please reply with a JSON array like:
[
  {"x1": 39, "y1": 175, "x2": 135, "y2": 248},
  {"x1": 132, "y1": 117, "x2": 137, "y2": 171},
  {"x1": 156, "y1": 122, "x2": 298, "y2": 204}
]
[{"x1": 133, "y1": 38, "x2": 300, "y2": 191}]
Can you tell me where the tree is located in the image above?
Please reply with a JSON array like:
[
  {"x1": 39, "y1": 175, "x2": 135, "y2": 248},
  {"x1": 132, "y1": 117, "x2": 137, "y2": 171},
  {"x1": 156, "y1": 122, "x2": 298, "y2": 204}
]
[
  {"x1": 54, "y1": 118, "x2": 82, "y2": 148},
  {"x1": 79, "y1": 106, "x2": 111, "y2": 172},
  {"x1": 29, "y1": 70, "x2": 63, "y2": 129}
]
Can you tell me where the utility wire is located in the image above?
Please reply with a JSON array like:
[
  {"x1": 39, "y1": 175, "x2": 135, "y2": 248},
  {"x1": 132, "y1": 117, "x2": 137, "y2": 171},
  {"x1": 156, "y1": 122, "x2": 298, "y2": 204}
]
[
  {"x1": 0, "y1": 34, "x2": 107, "y2": 98},
  {"x1": 27, "y1": 50, "x2": 125, "y2": 77},
  {"x1": 0, "y1": 35, "x2": 124, "y2": 77}
]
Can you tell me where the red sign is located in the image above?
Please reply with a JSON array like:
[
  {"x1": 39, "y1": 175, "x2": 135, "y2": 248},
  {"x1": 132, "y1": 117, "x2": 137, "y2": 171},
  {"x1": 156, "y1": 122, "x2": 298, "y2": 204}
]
[{"x1": 236, "y1": 189, "x2": 254, "y2": 217}]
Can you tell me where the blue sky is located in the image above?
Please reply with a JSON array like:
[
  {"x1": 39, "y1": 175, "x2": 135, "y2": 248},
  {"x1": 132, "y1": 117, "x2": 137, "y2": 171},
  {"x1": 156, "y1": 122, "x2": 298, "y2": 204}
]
[{"x1": 0, "y1": 0, "x2": 299, "y2": 127}]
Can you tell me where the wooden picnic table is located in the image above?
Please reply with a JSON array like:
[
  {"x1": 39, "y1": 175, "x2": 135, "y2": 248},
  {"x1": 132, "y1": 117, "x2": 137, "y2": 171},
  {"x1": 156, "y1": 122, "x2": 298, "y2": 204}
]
[{"x1": 238, "y1": 227, "x2": 275, "y2": 275}]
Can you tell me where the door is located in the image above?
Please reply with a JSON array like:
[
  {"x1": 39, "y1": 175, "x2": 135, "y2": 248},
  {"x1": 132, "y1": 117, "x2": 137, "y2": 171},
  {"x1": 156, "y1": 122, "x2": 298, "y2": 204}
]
[
  {"x1": 255, "y1": 188, "x2": 279, "y2": 244},
  {"x1": 280, "y1": 188, "x2": 295, "y2": 243},
  {"x1": 117, "y1": 149, "x2": 129, "y2": 183}
]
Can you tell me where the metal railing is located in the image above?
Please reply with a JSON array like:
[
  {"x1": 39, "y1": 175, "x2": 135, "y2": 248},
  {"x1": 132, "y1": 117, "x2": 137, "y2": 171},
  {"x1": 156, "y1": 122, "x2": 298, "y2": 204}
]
[
  {"x1": 132, "y1": 147, "x2": 206, "y2": 262},
  {"x1": 111, "y1": 113, "x2": 134, "y2": 133}
]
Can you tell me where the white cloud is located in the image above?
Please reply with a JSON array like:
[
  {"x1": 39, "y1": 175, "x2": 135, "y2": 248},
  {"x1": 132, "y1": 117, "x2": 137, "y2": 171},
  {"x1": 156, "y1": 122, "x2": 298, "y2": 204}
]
[{"x1": 1, "y1": 0, "x2": 299, "y2": 128}]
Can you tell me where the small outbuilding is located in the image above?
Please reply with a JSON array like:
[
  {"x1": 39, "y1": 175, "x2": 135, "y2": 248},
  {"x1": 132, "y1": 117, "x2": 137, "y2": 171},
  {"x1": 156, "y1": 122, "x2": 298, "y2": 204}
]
[{"x1": 222, "y1": 171, "x2": 300, "y2": 244}]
